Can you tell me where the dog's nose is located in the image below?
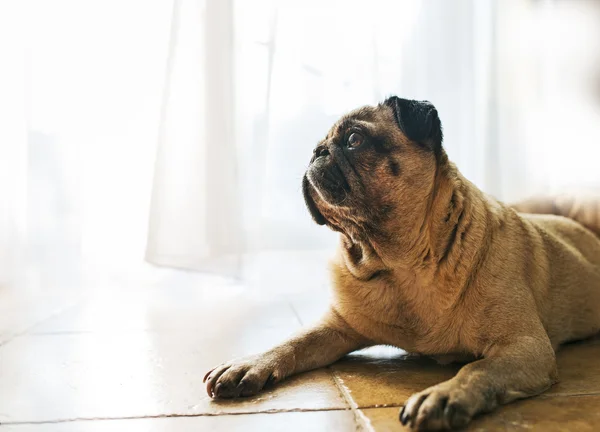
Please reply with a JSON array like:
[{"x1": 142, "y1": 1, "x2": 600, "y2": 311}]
[{"x1": 314, "y1": 145, "x2": 330, "y2": 159}]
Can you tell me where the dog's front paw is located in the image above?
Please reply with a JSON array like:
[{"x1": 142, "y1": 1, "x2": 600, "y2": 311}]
[
  {"x1": 399, "y1": 382, "x2": 477, "y2": 431},
  {"x1": 203, "y1": 353, "x2": 288, "y2": 399}
]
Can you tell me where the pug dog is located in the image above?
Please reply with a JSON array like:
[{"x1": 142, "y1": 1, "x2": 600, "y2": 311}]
[{"x1": 204, "y1": 97, "x2": 600, "y2": 431}]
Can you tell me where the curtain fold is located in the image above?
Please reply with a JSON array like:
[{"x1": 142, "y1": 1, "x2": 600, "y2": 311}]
[{"x1": 145, "y1": 0, "x2": 244, "y2": 276}]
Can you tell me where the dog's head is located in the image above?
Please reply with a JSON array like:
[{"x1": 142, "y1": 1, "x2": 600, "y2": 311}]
[{"x1": 303, "y1": 96, "x2": 445, "y2": 243}]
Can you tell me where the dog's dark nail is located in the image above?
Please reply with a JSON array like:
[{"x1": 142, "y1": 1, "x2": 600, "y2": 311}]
[
  {"x1": 203, "y1": 368, "x2": 215, "y2": 383},
  {"x1": 400, "y1": 405, "x2": 408, "y2": 425}
]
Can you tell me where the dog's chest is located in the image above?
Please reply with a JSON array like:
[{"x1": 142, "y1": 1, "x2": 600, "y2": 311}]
[{"x1": 333, "y1": 274, "x2": 463, "y2": 354}]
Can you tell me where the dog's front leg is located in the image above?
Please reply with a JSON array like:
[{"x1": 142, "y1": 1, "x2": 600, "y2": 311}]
[
  {"x1": 204, "y1": 308, "x2": 368, "y2": 398},
  {"x1": 400, "y1": 334, "x2": 558, "y2": 431}
]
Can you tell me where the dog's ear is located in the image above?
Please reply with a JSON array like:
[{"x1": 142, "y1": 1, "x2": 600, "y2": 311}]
[
  {"x1": 302, "y1": 175, "x2": 327, "y2": 225},
  {"x1": 383, "y1": 96, "x2": 443, "y2": 153}
]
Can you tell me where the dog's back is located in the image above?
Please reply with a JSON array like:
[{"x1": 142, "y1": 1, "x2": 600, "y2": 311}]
[
  {"x1": 510, "y1": 193, "x2": 600, "y2": 345},
  {"x1": 511, "y1": 193, "x2": 600, "y2": 237}
]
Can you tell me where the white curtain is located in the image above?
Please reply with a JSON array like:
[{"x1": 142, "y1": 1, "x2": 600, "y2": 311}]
[
  {"x1": 145, "y1": 0, "x2": 243, "y2": 276},
  {"x1": 149, "y1": 0, "x2": 600, "y2": 276},
  {"x1": 0, "y1": 0, "x2": 172, "y2": 289},
  {"x1": 0, "y1": 2, "x2": 28, "y2": 289},
  {"x1": 1, "y1": 0, "x2": 599, "y2": 287}
]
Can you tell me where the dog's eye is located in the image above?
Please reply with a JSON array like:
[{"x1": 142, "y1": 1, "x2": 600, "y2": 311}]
[{"x1": 347, "y1": 132, "x2": 363, "y2": 149}]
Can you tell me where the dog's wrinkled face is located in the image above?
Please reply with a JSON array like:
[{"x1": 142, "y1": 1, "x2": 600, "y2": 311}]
[{"x1": 303, "y1": 96, "x2": 444, "y2": 239}]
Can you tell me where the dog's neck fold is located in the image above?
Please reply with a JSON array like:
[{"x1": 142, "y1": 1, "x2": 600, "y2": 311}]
[{"x1": 339, "y1": 155, "x2": 498, "y2": 295}]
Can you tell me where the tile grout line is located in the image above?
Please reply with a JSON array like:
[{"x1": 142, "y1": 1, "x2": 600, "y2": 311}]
[
  {"x1": 329, "y1": 369, "x2": 375, "y2": 432},
  {"x1": 0, "y1": 297, "x2": 83, "y2": 348},
  {"x1": 0, "y1": 407, "x2": 352, "y2": 426},
  {"x1": 287, "y1": 301, "x2": 305, "y2": 326},
  {"x1": 4, "y1": 390, "x2": 600, "y2": 426},
  {"x1": 537, "y1": 391, "x2": 600, "y2": 399}
]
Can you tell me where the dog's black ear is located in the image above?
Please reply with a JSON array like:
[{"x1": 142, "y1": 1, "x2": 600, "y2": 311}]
[
  {"x1": 302, "y1": 175, "x2": 327, "y2": 225},
  {"x1": 383, "y1": 96, "x2": 443, "y2": 153}
]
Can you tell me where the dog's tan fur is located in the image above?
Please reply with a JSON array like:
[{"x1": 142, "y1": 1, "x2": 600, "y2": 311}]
[{"x1": 204, "y1": 99, "x2": 600, "y2": 430}]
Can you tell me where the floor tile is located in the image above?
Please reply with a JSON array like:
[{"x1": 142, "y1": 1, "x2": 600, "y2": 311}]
[
  {"x1": 242, "y1": 250, "x2": 334, "y2": 295},
  {"x1": 0, "y1": 410, "x2": 356, "y2": 432},
  {"x1": 286, "y1": 290, "x2": 331, "y2": 326},
  {"x1": 331, "y1": 337, "x2": 600, "y2": 410},
  {"x1": 358, "y1": 407, "x2": 413, "y2": 432},
  {"x1": 0, "y1": 328, "x2": 347, "y2": 423},
  {"x1": 0, "y1": 289, "x2": 77, "y2": 344},
  {"x1": 331, "y1": 346, "x2": 460, "y2": 408},
  {"x1": 28, "y1": 286, "x2": 299, "y2": 334},
  {"x1": 469, "y1": 395, "x2": 600, "y2": 431},
  {"x1": 360, "y1": 395, "x2": 600, "y2": 432},
  {"x1": 549, "y1": 336, "x2": 600, "y2": 395}
]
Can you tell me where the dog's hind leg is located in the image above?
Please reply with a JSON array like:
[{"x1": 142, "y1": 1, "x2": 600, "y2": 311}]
[{"x1": 510, "y1": 192, "x2": 600, "y2": 237}]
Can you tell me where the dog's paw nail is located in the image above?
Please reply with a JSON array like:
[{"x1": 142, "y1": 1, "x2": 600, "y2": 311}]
[
  {"x1": 236, "y1": 379, "x2": 250, "y2": 394},
  {"x1": 399, "y1": 405, "x2": 408, "y2": 425}
]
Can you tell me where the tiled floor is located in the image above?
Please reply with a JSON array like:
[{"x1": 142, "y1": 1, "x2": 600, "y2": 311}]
[{"x1": 1, "y1": 274, "x2": 600, "y2": 431}]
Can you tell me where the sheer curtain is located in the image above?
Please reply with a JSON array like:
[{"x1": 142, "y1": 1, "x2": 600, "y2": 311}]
[
  {"x1": 1, "y1": 0, "x2": 172, "y2": 290},
  {"x1": 145, "y1": 0, "x2": 543, "y2": 276},
  {"x1": 0, "y1": 2, "x2": 28, "y2": 289},
  {"x1": 1, "y1": 0, "x2": 599, "y2": 289}
]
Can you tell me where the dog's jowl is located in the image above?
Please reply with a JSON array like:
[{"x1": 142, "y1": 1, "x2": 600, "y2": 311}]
[{"x1": 204, "y1": 96, "x2": 600, "y2": 431}]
